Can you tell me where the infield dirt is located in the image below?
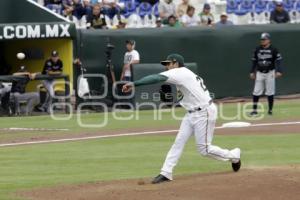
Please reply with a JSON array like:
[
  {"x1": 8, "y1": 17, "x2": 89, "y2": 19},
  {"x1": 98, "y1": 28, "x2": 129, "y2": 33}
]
[{"x1": 19, "y1": 165, "x2": 300, "y2": 200}]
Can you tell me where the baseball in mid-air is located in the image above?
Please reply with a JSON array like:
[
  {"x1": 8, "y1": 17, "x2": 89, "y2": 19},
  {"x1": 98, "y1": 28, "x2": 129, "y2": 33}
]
[{"x1": 16, "y1": 52, "x2": 25, "y2": 60}]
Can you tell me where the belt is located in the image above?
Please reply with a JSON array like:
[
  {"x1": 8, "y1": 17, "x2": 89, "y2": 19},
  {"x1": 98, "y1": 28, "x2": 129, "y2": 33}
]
[
  {"x1": 188, "y1": 100, "x2": 213, "y2": 113},
  {"x1": 258, "y1": 69, "x2": 273, "y2": 73}
]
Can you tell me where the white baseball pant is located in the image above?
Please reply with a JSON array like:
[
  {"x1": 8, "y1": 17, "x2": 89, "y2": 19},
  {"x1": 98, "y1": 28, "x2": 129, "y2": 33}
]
[
  {"x1": 253, "y1": 70, "x2": 275, "y2": 96},
  {"x1": 160, "y1": 103, "x2": 240, "y2": 180}
]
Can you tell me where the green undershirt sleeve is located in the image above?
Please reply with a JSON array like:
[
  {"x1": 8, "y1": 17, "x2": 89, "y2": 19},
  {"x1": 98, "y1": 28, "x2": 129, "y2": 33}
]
[{"x1": 133, "y1": 74, "x2": 168, "y2": 87}]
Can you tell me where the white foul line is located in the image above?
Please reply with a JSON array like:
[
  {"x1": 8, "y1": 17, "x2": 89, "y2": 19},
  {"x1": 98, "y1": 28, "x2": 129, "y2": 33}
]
[
  {"x1": 0, "y1": 121, "x2": 300, "y2": 148},
  {"x1": 0, "y1": 128, "x2": 69, "y2": 131}
]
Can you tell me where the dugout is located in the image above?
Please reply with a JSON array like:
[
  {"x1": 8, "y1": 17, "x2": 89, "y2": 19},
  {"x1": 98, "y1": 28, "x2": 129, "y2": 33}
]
[{"x1": 0, "y1": 0, "x2": 76, "y2": 94}]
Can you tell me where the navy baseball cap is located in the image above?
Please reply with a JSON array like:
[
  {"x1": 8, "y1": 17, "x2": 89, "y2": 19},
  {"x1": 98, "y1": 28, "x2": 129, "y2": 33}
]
[
  {"x1": 203, "y1": 3, "x2": 211, "y2": 10},
  {"x1": 161, "y1": 54, "x2": 185, "y2": 67},
  {"x1": 261, "y1": 32, "x2": 271, "y2": 40},
  {"x1": 18, "y1": 66, "x2": 27, "y2": 72},
  {"x1": 126, "y1": 40, "x2": 135, "y2": 46},
  {"x1": 275, "y1": 1, "x2": 283, "y2": 6},
  {"x1": 51, "y1": 50, "x2": 59, "y2": 57}
]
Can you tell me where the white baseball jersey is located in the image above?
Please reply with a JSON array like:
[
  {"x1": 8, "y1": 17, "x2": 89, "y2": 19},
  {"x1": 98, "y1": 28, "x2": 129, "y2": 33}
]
[
  {"x1": 123, "y1": 50, "x2": 140, "y2": 77},
  {"x1": 159, "y1": 67, "x2": 240, "y2": 181},
  {"x1": 160, "y1": 67, "x2": 212, "y2": 111}
]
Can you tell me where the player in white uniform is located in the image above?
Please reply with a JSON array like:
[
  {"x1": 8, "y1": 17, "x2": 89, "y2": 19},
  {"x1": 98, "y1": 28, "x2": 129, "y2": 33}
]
[{"x1": 122, "y1": 54, "x2": 241, "y2": 184}]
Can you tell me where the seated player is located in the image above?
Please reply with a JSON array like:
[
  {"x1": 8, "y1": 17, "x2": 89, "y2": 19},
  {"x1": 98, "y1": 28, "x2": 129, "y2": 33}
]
[{"x1": 11, "y1": 66, "x2": 40, "y2": 115}]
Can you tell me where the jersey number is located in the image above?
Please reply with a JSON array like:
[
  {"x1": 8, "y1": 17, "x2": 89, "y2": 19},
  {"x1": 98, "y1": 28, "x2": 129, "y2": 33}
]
[{"x1": 196, "y1": 76, "x2": 208, "y2": 91}]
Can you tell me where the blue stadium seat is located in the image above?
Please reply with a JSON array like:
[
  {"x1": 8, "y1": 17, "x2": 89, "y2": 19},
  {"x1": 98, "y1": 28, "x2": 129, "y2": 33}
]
[
  {"x1": 124, "y1": 0, "x2": 137, "y2": 18},
  {"x1": 296, "y1": 0, "x2": 300, "y2": 12},
  {"x1": 227, "y1": 0, "x2": 239, "y2": 14},
  {"x1": 135, "y1": 0, "x2": 141, "y2": 7},
  {"x1": 139, "y1": 2, "x2": 153, "y2": 18},
  {"x1": 267, "y1": 1, "x2": 276, "y2": 12},
  {"x1": 46, "y1": 4, "x2": 62, "y2": 14},
  {"x1": 255, "y1": 0, "x2": 268, "y2": 14},
  {"x1": 102, "y1": 6, "x2": 122, "y2": 19},
  {"x1": 152, "y1": 2, "x2": 159, "y2": 17},
  {"x1": 283, "y1": 0, "x2": 295, "y2": 11},
  {"x1": 121, "y1": 0, "x2": 140, "y2": 7},
  {"x1": 234, "y1": 0, "x2": 243, "y2": 4},
  {"x1": 235, "y1": 0, "x2": 254, "y2": 15}
]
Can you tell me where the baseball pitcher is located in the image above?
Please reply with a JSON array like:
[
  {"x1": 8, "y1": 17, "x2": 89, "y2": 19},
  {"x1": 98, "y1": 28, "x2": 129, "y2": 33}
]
[
  {"x1": 122, "y1": 54, "x2": 241, "y2": 184},
  {"x1": 250, "y1": 33, "x2": 283, "y2": 116}
]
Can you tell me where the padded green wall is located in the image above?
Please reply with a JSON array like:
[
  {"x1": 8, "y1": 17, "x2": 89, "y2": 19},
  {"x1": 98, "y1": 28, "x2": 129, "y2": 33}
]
[{"x1": 76, "y1": 25, "x2": 300, "y2": 98}]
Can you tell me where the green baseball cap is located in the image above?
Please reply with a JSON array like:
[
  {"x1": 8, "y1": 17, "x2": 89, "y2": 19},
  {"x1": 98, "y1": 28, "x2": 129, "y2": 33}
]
[{"x1": 161, "y1": 54, "x2": 185, "y2": 66}]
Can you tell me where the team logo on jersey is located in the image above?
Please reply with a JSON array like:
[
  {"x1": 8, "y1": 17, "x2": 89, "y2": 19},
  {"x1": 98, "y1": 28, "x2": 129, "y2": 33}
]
[{"x1": 258, "y1": 53, "x2": 272, "y2": 60}]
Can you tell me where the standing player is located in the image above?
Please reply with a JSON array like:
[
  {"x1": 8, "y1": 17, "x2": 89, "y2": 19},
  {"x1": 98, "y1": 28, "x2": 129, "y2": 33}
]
[
  {"x1": 39, "y1": 50, "x2": 63, "y2": 112},
  {"x1": 250, "y1": 33, "x2": 283, "y2": 116},
  {"x1": 120, "y1": 40, "x2": 140, "y2": 81},
  {"x1": 122, "y1": 54, "x2": 241, "y2": 184}
]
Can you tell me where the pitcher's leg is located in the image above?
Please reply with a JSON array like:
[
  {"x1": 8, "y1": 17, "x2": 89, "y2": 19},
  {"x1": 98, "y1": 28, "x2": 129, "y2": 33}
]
[
  {"x1": 194, "y1": 105, "x2": 241, "y2": 162},
  {"x1": 160, "y1": 115, "x2": 193, "y2": 180}
]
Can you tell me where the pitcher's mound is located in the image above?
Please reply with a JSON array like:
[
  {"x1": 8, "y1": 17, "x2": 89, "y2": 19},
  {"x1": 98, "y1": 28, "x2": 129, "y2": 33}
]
[{"x1": 20, "y1": 165, "x2": 300, "y2": 200}]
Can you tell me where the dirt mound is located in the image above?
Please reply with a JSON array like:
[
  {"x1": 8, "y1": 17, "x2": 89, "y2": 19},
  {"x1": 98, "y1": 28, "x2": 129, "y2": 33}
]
[{"x1": 19, "y1": 165, "x2": 300, "y2": 200}]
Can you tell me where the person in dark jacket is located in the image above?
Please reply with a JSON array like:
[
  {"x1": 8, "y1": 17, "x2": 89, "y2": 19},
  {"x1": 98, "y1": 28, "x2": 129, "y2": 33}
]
[
  {"x1": 11, "y1": 66, "x2": 39, "y2": 115},
  {"x1": 40, "y1": 50, "x2": 63, "y2": 113},
  {"x1": 249, "y1": 33, "x2": 283, "y2": 116},
  {"x1": 270, "y1": 1, "x2": 290, "y2": 23}
]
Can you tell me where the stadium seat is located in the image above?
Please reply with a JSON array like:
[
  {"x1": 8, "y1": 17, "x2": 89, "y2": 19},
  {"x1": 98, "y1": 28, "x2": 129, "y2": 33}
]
[
  {"x1": 283, "y1": 0, "x2": 295, "y2": 11},
  {"x1": 112, "y1": 14, "x2": 126, "y2": 26},
  {"x1": 248, "y1": 11, "x2": 256, "y2": 24},
  {"x1": 234, "y1": 0, "x2": 243, "y2": 4},
  {"x1": 290, "y1": 10, "x2": 297, "y2": 23},
  {"x1": 236, "y1": 12, "x2": 253, "y2": 24},
  {"x1": 226, "y1": 0, "x2": 239, "y2": 14},
  {"x1": 46, "y1": 4, "x2": 62, "y2": 14},
  {"x1": 143, "y1": 14, "x2": 156, "y2": 27},
  {"x1": 296, "y1": 0, "x2": 300, "y2": 11},
  {"x1": 253, "y1": 11, "x2": 270, "y2": 24},
  {"x1": 126, "y1": 13, "x2": 143, "y2": 28},
  {"x1": 254, "y1": 0, "x2": 268, "y2": 14},
  {"x1": 105, "y1": 15, "x2": 113, "y2": 28},
  {"x1": 235, "y1": 0, "x2": 254, "y2": 16},
  {"x1": 227, "y1": 13, "x2": 239, "y2": 24},
  {"x1": 267, "y1": 1, "x2": 276, "y2": 12},
  {"x1": 75, "y1": 15, "x2": 89, "y2": 29},
  {"x1": 152, "y1": 2, "x2": 159, "y2": 17},
  {"x1": 124, "y1": 1, "x2": 138, "y2": 18},
  {"x1": 139, "y1": 2, "x2": 153, "y2": 18},
  {"x1": 102, "y1": 6, "x2": 122, "y2": 19}
]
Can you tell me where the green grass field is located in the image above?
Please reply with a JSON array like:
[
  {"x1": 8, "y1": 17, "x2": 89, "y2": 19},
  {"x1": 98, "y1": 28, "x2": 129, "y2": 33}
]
[
  {"x1": 0, "y1": 100, "x2": 299, "y2": 142},
  {"x1": 0, "y1": 100, "x2": 299, "y2": 200}
]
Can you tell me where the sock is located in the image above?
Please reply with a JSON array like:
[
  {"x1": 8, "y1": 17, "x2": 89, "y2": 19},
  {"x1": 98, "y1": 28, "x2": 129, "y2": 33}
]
[
  {"x1": 253, "y1": 95, "x2": 260, "y2": 111},
  {"x1": 267, "y1": 95, "x2": 274, "y2": 112}
]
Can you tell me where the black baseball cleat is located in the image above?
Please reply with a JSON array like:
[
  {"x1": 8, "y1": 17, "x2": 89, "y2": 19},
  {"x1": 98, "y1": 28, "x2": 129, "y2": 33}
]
[
  {"x1": 268, "y1": 110, "x2": 273, "y2": 115},
  {"x1": 152, "y1": 174, "x2": 170, "y2": 184},
  {"x1": 250, "y1": 111, "x2": 258, "y2": 116},
  {"x1": 232, "y1": 160, "x2": 241, "y2": 172}
]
